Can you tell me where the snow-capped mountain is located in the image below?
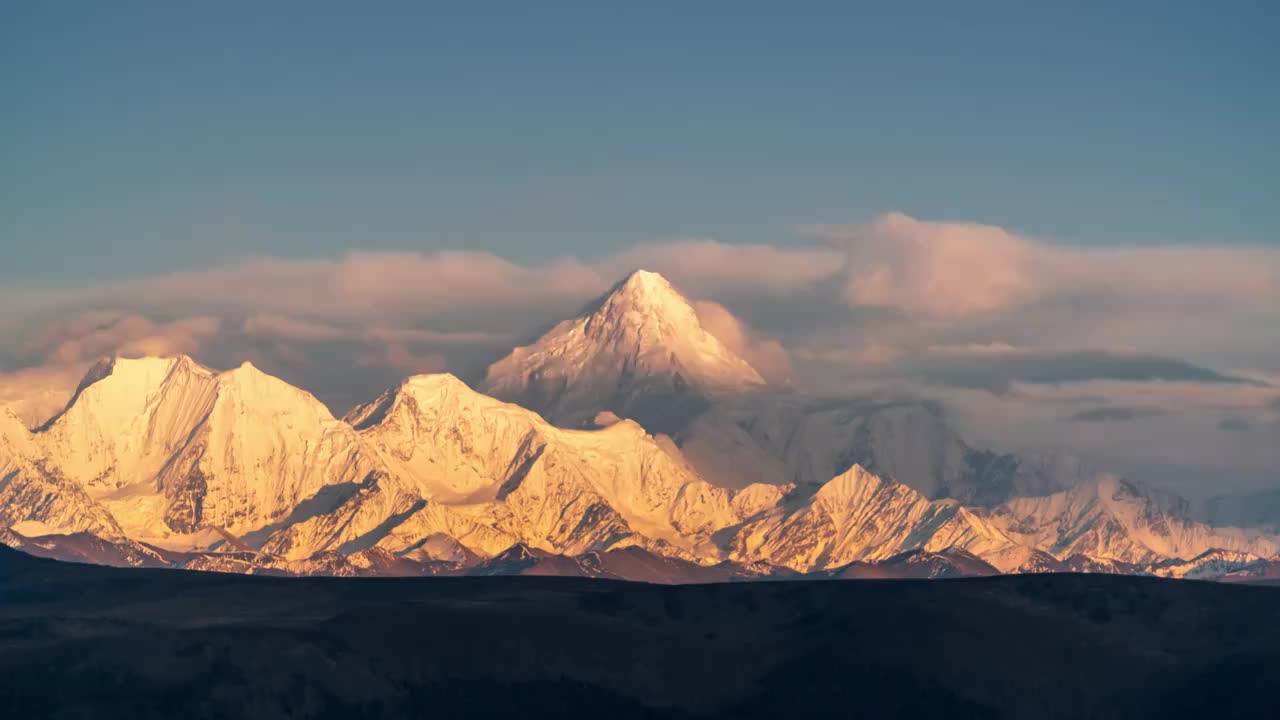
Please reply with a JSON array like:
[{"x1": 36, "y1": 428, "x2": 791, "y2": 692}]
[
  {"x1": 480, "y1": 271, "x2": 1081, "y2": 505},
  {"x1": 2, "y1": 270, "x2": 1277, "y2": 583},
  {"x1": 1, "y1": 407, "x2": 124, "y2": 539},
  {"x1": 265, "y1": 372, "x2": 781, "y2": 563},
  {"x1": 725, "y1": 464, "x2": 1022, "y2": 572},
  {"x1": 675, "y1": 393, "x2": 1087, "y2": 504},
  {"x1": 981, "y1": 475, "x2": 1280, "y2": 566},
  {"x1": 482, "y1": 269, "x2": 766, "y2": 431},
  {"x1": 27, "y1": 356, "x2": 376, "y2": 547}
]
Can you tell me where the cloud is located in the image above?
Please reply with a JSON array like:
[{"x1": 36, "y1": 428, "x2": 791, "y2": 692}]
[
  {"x1": 792, "y1": 214, "x2": 1280, "y2": 387},
  {"x1": 1066, "y1": 406, "x2": 1167, "y2": 423},
  {"x1": 0, "y1": 363, "x2": 87, "y2": 429},
  {"x1": 908, "y1": 348, "x2": 1255, "y2": 393},
  {"x1": 23, "y1": 312, "x2": 222, "y2": 366},
  {"x1": 242, "y1": 314, "x2": 345, "y2": 341},
  {"x1": 691, "y1": 300, "x2": 793, "y2": 385},
  {"x1": 605, "y1": 239, "x2": 842, "y2": 298},
  {"x1": 803, "y1": 212, "x2": 1280, "y2": 321},
  {"x1": 2, "y1": 241, "x2": 827, "y2": 411},
  {"x1": 935, "y1": 380, "x2": 1280, "y2": 501},
  {"x1": 1218, "y1": 417, "x2": 1251, "y2": 432},
  {"x1": 804, "y1": 213, "x2": 1040, "y2": 318},
  {"x1": 2, "y1": 212, "x2": 1277, "y2": 496}
]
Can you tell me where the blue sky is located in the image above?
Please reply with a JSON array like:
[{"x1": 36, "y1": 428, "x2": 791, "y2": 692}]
[{"x1": 4, "y1": 1, "x2": 1277, "y2": 283}]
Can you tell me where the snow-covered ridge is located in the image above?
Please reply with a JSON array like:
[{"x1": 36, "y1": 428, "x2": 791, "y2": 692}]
[
  {"x1": 2, "y1": 271, "x2": 1277, "y2": 582},
  {"x1": 22, "y1": 356, "x2": 375, "y2": 547}
]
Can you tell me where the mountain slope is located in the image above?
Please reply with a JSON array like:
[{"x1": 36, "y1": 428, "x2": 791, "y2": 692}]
[
  {"x1": 480, "y1": 269, "x2": 1085, "y2": 507},
  {"x1": 482, "y1": 269, "x2": 765, "y2": 430},
  {"x1": 282, "y1": 373, "x2": 778, "y2": 561},
  {"x1": 30, "y1": 357, "x2": 376, "y2": 547},
  {"x1": 4, "y1": 351, "x2": 1279, "y2": 583},
  {"x1": 727, "y1": 464, "x2": 1021, "y2": 572},
  {"x1": 983, "y1": 475, "x2": 1280, "y2": 565},
  {"x1": 0, "y1": 408, "x2": 124, "y2": 539},
  {"x1": 678, "y1": 393, "x2": 1085, "y2": 503}
]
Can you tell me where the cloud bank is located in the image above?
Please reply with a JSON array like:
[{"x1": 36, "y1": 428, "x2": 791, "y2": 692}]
[{"x1": 2, "y1": 212, "x2": 1276, "y2": 496}]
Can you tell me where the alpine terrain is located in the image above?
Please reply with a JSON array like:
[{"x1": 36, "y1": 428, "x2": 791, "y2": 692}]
[{"x1": 2, "y1": 270, "x2": 1277, "y2": 583}]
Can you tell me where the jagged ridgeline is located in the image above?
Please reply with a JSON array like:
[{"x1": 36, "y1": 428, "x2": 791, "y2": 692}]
[{"x1": 2, "y1": 271, "x2": 1279, "y2": 582}]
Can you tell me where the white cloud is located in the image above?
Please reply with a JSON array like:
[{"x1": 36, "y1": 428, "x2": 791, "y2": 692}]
[
  {"x1": 804, "y1": 212, "x2": 1280, "y2": 321},
  {"x1": 692, "y1": 300, "x2": 793, "y2": 385}
]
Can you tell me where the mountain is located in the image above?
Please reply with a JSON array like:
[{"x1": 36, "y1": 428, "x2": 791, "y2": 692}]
[
  {"x1": 826, "y1": 548, "x2": 1000, "y2": 579},
  {"x1": 5, "y1": 352, "x2": 1277, "y2": 583},
  {"x1": 3, "y1": 264, "x2": 1279, "y2": 585},
  {"x1": 264, "y1": 372, "x2": 783, "y2": 563},
  {"x1": 29, "y1": 356, "x2": 376, "y2": 547},
  {"x1": 726, "y1": 464, "x2": 1022, "y2": 572},
  {"x1": 480, "y1": 270, "x2": 1084, "y2": 505},
  {"x1": 0, "y1": 407, "x2": 124, "y2": 539},
  {"x1": 482, "y1": 269, "x2": 766, "y2": 431},
  {"x1": 676, "y1": 393, "x2": 1088, "y2": 503},
  {"x1": 1148, "y1": 548, "x2": 1268, "y2": 580},
  {"x1": 981, "y1": 475, "x2": 1280, "y2": 566}
]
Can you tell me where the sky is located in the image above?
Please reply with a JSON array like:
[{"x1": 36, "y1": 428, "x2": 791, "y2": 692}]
[
  {"x1": 4, "y1": 1, "x2": 1279, "y2": 282},
  {"x1": 2, "y1": 2, "x2": 1278, "y2": 501}
]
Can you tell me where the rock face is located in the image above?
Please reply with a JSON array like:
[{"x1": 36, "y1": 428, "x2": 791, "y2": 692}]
[
  {"x1": 482, "y1": 270, "x2": 766, "y2": 431},
  {"x1": 1, "y1": 271, "x2": 1277, "y2": 583}
]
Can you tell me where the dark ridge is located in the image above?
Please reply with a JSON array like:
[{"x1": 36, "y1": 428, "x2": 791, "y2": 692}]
[
  {"x1": 34, "y1": 356, "x2": 116, "y2": 432},
  {"x1": 346, "y1": 383, "x2": 404, "y2": 431},
  {"x1": 1, "y1": 548, "x2": 1278, "y2": 718}
]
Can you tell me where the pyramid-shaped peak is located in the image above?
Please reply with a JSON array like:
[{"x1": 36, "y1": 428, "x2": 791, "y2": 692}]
[
  {"x1": 584, "y1": 269, "x2": 706, "y2": 339},
  {"x1": 404, "y1": 372, "x2": 467, "y2": 390},
  {"x1": 618, "y1": 268, "x2": 677, "y2": 295},
  {"x1": 223, "y1": 359, "x2": 266, "y2": 376},
  {"x1": 398, "y1": 373, "x2": 484, "y2": 403},
  {"x1": 609, "y1": 268, "x2": 687, "y2": 302},
  {"x1": 481, "y1": 269, "x2": 765, "y2": 428},
  {"x1": 215, "y1": 360, "x2": 328, "y2": 406},
  {"x1": 347, "y1": 373, "x2": 505, "y2": 431}
]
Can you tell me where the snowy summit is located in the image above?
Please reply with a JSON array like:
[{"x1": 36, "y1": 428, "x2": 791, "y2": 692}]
[{"x1": 482, "y1": 269, "x2": 765, "y2": 428}]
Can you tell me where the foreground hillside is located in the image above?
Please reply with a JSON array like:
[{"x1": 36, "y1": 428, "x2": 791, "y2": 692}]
[{"x1": 1, "y1": 547, "x2": 1276, "y2": 719}]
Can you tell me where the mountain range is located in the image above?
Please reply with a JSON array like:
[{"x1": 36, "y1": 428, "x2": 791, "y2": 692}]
[{"x1": 2, "y1": 269, "x2": 1277, "y2": 582}]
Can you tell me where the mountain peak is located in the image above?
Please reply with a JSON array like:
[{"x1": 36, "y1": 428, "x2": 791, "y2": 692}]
[
  {"x1": 584, "y1": 269, "x2": 701, "y2": 337},
  {"x1": 615, "y1": 268, "x2": 678, "y2": 300},
  {"x1": 403, "y1": 372, "x2": 468, "y2": 391},
  {"x1": 481, "y1": 271, "x2": 764, "y2": 428}
]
